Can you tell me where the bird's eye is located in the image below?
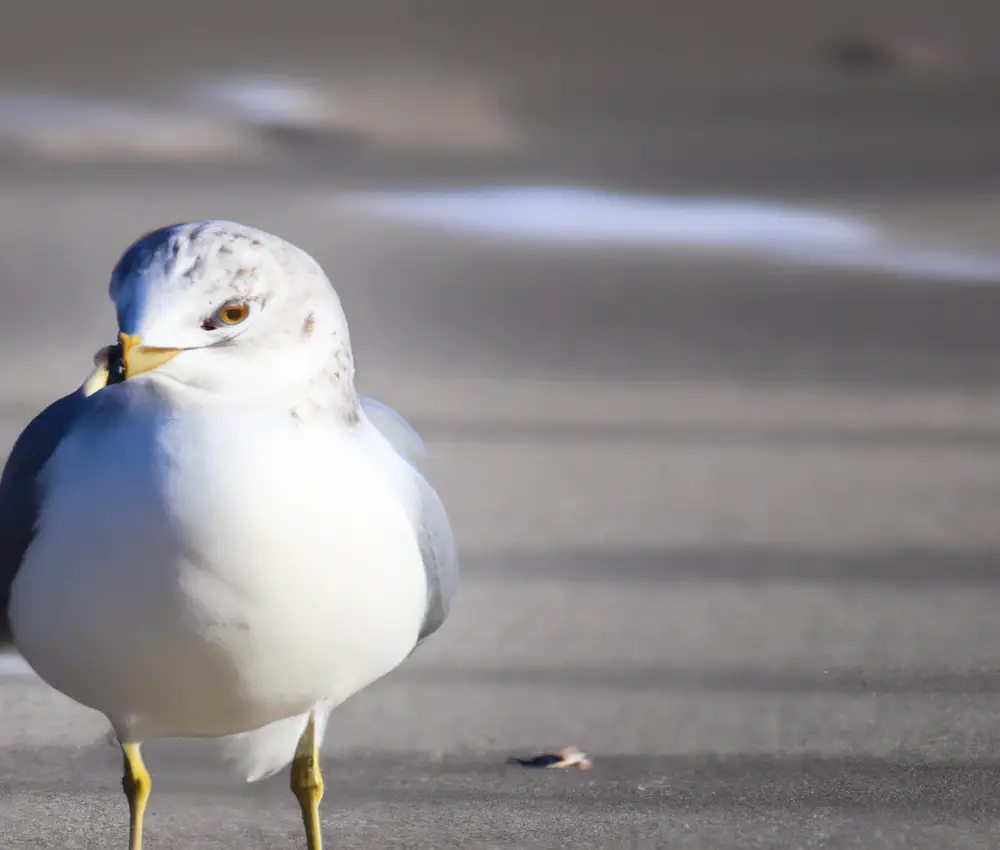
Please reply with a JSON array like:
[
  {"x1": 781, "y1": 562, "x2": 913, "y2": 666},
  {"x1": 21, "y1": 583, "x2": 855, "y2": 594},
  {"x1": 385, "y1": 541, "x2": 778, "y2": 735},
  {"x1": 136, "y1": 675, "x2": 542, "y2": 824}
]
[
  {"x1": 205, "y1": 302, "x2": 251, "y2": 330},
  {"x1": 219, "y1": 303, "x2": 250, "y2": 324}
]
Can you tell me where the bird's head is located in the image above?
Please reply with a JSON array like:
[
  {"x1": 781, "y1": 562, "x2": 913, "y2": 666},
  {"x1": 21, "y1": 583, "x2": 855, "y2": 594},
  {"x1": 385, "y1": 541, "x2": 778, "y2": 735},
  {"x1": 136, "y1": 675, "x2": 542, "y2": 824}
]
[{"x1": 104, "y1": 221, "x2": 357, "y2": 415}]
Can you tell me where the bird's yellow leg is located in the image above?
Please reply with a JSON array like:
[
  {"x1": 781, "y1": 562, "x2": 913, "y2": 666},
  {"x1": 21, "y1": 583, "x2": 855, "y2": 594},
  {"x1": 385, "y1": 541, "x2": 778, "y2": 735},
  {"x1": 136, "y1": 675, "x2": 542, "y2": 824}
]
[
  {"x1": 121, "y1": 742, "x2": 151, "y2": 850},
  {"x1": 290, "y1": 714, "x2": 325, "y2": 850}
]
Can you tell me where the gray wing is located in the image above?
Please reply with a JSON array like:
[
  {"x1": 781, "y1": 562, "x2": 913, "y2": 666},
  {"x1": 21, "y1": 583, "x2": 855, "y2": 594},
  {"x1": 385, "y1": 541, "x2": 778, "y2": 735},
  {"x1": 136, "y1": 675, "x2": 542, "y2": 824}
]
[
  {"x1": 0, "y1": 389, "x2": 91, "y2": 645},
  {"x1": 412, "y1": 471, "x2": 459, "y2": 643},
  {"x1": 359, "y1": 395, "x2": 428, "y2": 470},
  {"x1": 359, "y1": 396, "x2": 458, "y2": 644}
]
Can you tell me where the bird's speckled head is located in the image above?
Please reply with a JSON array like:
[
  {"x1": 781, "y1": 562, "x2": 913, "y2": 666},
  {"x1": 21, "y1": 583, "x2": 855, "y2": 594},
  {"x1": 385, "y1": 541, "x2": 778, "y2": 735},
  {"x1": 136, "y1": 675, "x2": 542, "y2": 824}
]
[{"x1": 107, "y1": 220, "x2": 357, "y2": 418}]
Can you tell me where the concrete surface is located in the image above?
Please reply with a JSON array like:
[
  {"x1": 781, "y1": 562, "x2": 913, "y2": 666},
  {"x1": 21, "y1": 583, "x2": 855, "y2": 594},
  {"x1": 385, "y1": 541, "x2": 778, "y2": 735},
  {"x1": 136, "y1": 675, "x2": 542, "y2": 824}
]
[{"x1": 2, "y1": 3, "x2": 1000, "y2": 848}]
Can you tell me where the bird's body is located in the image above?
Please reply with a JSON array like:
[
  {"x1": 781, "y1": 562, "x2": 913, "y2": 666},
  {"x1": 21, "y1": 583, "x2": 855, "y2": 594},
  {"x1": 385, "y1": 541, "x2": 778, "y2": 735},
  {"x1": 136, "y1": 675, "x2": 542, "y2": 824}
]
[
  {"x1": 0, "y1": 220, "x2": 458, "y2": 847},
  {"x1": 12, "y1": 382, "x2": 428, "y2": 744}
]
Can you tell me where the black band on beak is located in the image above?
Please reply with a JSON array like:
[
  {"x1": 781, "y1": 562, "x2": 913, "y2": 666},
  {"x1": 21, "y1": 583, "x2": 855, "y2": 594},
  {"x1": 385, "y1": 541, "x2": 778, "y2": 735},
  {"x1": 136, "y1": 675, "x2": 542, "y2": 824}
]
[{"x1": 106, "y1": 343, "x2": 127, "y2": 385}]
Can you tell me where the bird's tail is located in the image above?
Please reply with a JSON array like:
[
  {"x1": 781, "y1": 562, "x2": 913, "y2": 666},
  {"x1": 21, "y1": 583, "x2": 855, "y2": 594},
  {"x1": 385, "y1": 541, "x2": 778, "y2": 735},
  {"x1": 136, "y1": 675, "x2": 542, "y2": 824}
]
[{"x1": 219, "y1": 703, "x2": 332, "y2": 783}]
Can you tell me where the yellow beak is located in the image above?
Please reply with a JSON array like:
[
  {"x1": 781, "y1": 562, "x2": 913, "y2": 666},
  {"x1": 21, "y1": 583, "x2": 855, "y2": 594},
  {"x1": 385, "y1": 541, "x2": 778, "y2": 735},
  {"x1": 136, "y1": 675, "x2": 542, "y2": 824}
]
[{"x1": 119, "y1": 333, "x2": 182, "y2": 379}]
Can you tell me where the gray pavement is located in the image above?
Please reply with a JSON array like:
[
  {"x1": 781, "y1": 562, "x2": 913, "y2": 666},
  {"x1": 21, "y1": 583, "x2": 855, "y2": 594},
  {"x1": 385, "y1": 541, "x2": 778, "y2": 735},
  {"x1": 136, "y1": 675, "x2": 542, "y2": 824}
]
[{"x1": 3, "y1": 3, "x2": 1000, "y2": 848}]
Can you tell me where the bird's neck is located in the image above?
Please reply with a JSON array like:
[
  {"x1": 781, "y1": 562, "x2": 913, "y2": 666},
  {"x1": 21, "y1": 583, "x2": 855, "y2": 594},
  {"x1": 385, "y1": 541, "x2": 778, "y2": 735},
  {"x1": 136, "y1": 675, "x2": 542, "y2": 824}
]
[{"x1": 287, "y1": 358, "x2": 360, "y2": 426}]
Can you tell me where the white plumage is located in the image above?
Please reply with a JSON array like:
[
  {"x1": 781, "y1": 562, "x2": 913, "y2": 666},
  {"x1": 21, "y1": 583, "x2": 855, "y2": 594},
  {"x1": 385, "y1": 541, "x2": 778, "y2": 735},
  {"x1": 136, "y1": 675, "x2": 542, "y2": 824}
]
[{"x1": 13, "y1": 396, "x2": 426, "y2": 760}]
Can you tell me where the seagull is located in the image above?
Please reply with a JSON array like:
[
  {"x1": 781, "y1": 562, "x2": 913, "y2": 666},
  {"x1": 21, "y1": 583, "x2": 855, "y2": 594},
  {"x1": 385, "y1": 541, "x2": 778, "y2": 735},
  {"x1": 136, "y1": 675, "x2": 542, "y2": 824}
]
[{"x1": 0, "y1": 221, "x2": 458, "y2": 850}]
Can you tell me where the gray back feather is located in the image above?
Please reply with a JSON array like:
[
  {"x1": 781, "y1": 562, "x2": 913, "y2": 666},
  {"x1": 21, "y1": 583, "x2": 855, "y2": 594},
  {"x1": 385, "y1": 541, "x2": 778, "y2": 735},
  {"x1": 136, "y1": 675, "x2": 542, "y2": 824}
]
[
  {"x1": 0, "y1": 390, "x2": 90, "y2": 644},
  {"x1": 359, "y1": 396, "x2": 458, "y2": 645},
  {"x1": 412, "y1": 471, "x2": 459, "y2": 643}
]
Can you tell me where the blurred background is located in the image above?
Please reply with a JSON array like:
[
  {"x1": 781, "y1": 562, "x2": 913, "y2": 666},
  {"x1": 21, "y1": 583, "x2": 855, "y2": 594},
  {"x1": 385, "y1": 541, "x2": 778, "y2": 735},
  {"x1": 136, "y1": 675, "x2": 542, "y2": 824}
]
[{"x1": 2, "y1": 2, "x2": 1000, "y2": 847}]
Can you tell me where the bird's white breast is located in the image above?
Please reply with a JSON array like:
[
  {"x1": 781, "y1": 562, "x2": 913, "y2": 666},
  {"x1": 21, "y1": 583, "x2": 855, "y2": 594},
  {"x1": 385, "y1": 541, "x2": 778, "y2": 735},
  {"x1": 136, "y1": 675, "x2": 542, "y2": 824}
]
[{"x1": 10, "y1": 390, "x2": 427, "y2": 741}]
